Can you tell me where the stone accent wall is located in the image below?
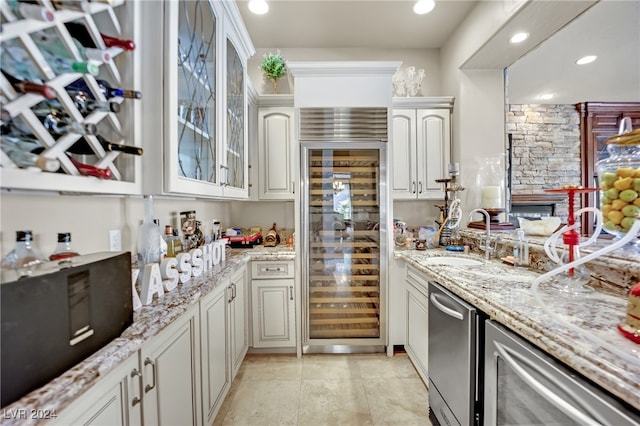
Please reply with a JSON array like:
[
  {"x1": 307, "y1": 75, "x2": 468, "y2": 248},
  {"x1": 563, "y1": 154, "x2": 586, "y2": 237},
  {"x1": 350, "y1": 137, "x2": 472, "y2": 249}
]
[{"x1": 506, "y1": 104, "x2": 581, "y2": 220}]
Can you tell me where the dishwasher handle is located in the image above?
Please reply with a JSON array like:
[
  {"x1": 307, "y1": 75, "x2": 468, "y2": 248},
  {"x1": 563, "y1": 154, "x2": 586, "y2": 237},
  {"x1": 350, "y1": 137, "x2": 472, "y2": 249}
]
[
  {"x1": 494, "y1": 341, "x2": 602, "y2": 426},
  {"x1": 429, "y1": 293, "x2": 464, "y2": 320}
]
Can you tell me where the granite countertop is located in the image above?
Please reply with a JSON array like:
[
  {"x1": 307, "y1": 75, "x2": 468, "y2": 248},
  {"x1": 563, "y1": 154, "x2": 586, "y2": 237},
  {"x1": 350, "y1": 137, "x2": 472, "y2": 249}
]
[
  {"x1": 0, "y1": 246, "x2": 296, "y2": 425},
  {"x1": 394, "y1": 248, "x2": 640, "y2": 411}
]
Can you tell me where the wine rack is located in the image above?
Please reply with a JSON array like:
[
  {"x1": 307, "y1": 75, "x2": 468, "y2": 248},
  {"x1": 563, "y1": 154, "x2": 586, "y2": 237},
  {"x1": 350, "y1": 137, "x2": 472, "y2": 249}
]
[{"x1": 0, "y1": 0, "x2": 141, "y2": 194}]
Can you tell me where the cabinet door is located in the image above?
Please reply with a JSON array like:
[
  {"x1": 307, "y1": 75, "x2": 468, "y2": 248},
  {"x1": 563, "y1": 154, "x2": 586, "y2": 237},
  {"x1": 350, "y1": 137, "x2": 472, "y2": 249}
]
[
  {"x1": 141, "y1": 305, "x2": 201, "y2": 426},
  {"x1": 222, "y1": 37, "x2": 248, "y2": 198},
  {"x1": 229, "y1": 267, "x2": 248, "y2": 378},
  {"x1": 157, "y1": 0, "x2": 224, "y2": 197},
  {"x1": 416, "y1": 109, "x2": 451, "y2": 199},
  {"x1": 0, "y1": 1, "x2": 142, "y2": 194},
  {"x1": 391, "y1": 109, "x2": 418, "y2": 199},
  {"x1": 252, "y1": 278, "x2": 296, "y2": 348},
  {"x1": 200, "y1": 284, "x2": 230, "y2": 425},
  {"x1": 405, "y1": 271, "x2": 429, "y2": 385},
  {"x1": 52, "y1": 353, "x2": 142, "y2": 426},
  {"x1": 258, "y1": 107, "x2": 295, "y2": 199}
]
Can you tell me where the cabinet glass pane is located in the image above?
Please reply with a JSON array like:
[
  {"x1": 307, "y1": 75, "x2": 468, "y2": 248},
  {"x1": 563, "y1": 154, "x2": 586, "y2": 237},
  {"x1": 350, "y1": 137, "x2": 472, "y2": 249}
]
[
  {"x1": 226, "y1": 39, "x2": 244, "y2": 189},
  {"x1": 177, "y1": 0, "x2": 217, "y2": 182}
]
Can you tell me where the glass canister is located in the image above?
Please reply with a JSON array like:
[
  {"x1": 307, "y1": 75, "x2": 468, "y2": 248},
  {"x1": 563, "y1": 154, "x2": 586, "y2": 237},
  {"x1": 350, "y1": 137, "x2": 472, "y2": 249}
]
[{"x1": 596, "y1": 128, "x2": 640, "y2": 246}]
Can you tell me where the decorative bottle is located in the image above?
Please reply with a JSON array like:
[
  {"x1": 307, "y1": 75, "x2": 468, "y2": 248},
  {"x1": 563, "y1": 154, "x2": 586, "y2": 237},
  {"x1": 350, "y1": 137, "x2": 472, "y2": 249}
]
[
  {"x1": 137, "y1": 195, "x2": 162, "y2": 268},
  {"x1": 49, "y1": 232, "x2": 79, "y2": 260},
  {"x1": 1, "y1": 230, "x2": 46, "y2": 277}
]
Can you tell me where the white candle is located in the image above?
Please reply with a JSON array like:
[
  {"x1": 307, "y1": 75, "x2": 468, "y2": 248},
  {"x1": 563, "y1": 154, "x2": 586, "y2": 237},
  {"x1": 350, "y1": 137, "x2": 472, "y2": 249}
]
[{"x1": 481, "y1": 185, "x2": 502, "y2": 209}]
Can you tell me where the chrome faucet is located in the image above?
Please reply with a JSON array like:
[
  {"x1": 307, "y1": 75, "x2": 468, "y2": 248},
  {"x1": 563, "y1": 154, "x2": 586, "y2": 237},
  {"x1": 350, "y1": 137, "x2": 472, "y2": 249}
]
[{"x1": 469, "y1": 208, "x2": 492, "y2": 259}]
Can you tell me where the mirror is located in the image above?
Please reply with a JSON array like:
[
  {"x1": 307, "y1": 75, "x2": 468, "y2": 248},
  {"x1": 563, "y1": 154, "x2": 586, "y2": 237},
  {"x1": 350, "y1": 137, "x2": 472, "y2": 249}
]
[{"x1": 504, "y1": 0, "x2": 640, "y2": 221}]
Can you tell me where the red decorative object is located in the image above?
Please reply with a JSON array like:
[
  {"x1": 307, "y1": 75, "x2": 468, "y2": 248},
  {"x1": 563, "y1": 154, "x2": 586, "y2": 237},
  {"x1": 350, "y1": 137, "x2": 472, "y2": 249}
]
[
  {"x1": 545, "y1": 186, "x2": 599, "y2": 277},
  {"x1": 618, "y1": 282, "x2": 640, "y2": 344}
]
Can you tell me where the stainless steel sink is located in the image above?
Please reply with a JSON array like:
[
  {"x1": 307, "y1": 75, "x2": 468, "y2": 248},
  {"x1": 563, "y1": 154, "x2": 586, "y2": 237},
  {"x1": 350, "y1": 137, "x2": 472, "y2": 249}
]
[{"x1": 420, "y1": 256, "x2": 483, "y2": 267}]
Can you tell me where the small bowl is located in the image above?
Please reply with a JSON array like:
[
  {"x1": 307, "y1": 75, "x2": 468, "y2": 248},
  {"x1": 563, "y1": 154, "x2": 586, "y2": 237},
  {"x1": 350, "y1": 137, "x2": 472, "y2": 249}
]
[{"x1": 518, "y1": 217, "x2": 562, "y2": 236}]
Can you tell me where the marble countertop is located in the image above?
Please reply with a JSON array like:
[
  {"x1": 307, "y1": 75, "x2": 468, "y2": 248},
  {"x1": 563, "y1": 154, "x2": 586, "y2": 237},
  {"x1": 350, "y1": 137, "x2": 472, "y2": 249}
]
[
  {"x1": 395, "y1": 248, "x2": 640, "y2": 411},
  {"x1": 0, "y1": 246, "x2": 296, "y2": 424}
]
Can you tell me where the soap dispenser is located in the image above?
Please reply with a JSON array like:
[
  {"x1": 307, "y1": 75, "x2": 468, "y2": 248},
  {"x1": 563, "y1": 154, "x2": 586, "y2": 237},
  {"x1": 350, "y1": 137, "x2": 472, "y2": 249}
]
[{"x1": 513, "y1": 229, "x2": 529, "y2": 267}]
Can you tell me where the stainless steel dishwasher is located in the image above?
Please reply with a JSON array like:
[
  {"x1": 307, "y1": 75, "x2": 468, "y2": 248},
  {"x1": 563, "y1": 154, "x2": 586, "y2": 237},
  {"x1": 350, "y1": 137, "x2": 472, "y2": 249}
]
[{"x1": 428, "y1": 281, "x2": 483, "y2": 426}]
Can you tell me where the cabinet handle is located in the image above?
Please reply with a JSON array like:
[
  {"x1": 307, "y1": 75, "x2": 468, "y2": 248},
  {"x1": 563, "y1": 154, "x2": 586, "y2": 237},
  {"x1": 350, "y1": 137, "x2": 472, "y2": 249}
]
[
  {"x1": 231, "y1": 283, "x2": 236, "y2": 300},
  {"x1": 228, "y1": 285, "x2": 233, "y2": 303},
  {"x1": 292, "y1": 181, "x2": 295, "y2": 194},
  {"x1": 412, "y1": 181, "x2": 416, "y2": 193},
  {"x1": 131, "y1": 368, "x2": 143, "y2": 406},
  {"x1": 419, "y1": 181, "x2": 423, "y2": 194},
  {"x1": 289, "y1": 285, "x2": 294, "y2": 301},
  {"x1": 264, "y1": 267, "x2": 283, "y2": 272},
  {"x1": 144, "y1": 358, "x2": 156, "y2": 393}
]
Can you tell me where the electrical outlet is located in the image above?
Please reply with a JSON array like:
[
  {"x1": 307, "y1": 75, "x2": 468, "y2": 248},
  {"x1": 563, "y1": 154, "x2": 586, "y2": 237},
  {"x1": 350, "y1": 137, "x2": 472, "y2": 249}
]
[{"x1": 109, "y1": 229, "x2": 122, "y2": 252}]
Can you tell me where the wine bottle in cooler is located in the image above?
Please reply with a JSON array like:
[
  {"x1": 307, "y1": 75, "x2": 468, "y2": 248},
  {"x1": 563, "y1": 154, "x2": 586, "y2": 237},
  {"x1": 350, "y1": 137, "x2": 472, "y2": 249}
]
[
  {"x1": 50, "y1": 0, "x2": 90, "y2": 12},
  {"x1": 65, "y1": 21, "x2": 136, "y2": 52},
  {"x1": 68, "y1": 135, "x2": 143, "y2": 156},
  {"x1": 66, "y1": 78, "x2": 141, "y2": 100},
  {"x1": 1, "y1": 70, "x2": 57, "y2": 100},
  {"x1": 67, "y1": 90, "x2": 120, "y2": 114}
]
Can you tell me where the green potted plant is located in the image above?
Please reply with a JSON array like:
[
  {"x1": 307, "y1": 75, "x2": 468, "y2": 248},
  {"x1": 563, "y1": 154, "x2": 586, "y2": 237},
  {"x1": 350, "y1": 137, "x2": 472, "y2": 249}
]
[{"x1": 260, "y1": 50, "x2": 287, "y2": 94}]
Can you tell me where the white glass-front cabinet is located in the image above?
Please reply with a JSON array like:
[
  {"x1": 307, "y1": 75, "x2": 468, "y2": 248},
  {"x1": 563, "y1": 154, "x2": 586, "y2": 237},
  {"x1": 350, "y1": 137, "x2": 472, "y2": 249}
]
[
  {"x1": 140, "y1": 0, "x2": 254, "y2": 198},
  {"x1": 392, "y1": 97, "x2": 453, "y2": 200},
  {"x1": 0, "y1": 0, "x2": 142, "y2": 194}
]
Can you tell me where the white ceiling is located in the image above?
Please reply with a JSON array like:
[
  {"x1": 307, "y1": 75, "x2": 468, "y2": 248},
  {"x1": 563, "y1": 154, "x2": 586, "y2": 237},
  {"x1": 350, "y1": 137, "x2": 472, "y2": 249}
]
[
  {"x1": 237, "y1": 0, "x2": 640, "y2": 105},
  {"x1": 237, "y1": 0, "x2": 478, "y2": 49}
]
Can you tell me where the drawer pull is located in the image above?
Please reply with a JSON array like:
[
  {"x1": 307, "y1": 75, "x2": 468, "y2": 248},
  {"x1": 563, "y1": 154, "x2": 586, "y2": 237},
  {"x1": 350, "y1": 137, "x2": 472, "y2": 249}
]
[
  {"x1": 131, "y1": 368, "x2": 143, "y2": 406},
  {"x1": 263, "y1": 267, "x2": 283, "y2": 272}
]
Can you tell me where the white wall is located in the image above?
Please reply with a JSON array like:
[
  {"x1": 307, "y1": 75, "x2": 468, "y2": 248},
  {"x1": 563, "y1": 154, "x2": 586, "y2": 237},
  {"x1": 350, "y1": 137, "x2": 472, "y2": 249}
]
[
  {"x1": 0, "y1": 194, "x2": 231, "y2": 261},
  {"x1": 248, "y1": 47, "x2": 441, "y2": 97}
]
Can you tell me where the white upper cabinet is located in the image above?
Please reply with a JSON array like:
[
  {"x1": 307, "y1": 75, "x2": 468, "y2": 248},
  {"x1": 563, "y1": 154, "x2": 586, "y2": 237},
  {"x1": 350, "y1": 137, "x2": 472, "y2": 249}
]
[
  {"x1": 392, "y1": 97, "x2": 453, "y2": 200},
  {"x1": 0, "y1": 0, "x2": 142, "y2": 194},
  {"x1": 140, "y1": 0, "x2": 254, "y2": 198},
  {"x1": 257, "y1": 95, "x2": 295, "y2": 200}
]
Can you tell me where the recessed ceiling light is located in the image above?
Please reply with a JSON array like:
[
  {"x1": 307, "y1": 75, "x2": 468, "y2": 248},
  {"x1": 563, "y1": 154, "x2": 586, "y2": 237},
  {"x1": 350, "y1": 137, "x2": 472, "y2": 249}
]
[
  {"x1": 576, "y1": 55, "x2": 597, "y2": 65},
  {"x1": 248, "y1": 0, "x2": 268, "y2": 15},
  {"x1": 510, "y1": 32, "x2": 529, "y2": 44},
  {"x1": 413, "y1": 0, "x2": 435, "y2": 15},
  {"x1": 538, "y1": 93, "x2": 554, "y2": 100}
]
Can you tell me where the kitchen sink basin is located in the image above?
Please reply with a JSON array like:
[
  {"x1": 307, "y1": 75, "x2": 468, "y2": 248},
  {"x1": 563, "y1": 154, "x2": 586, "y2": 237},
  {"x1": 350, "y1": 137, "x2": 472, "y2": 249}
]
[{"x1": 420, "y1": 256, "x2": 483, "y2": 267}]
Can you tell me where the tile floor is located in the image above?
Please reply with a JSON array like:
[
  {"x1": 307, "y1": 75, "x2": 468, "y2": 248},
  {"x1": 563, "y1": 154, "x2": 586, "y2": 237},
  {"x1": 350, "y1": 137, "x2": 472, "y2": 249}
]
[{"x1": 213, "y1": 352, "x2": 431, "y2": 426}]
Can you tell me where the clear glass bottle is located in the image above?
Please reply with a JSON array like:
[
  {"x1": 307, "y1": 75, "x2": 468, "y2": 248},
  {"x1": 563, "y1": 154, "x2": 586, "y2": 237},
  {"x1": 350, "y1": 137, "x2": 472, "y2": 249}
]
[
  {"x1": 596, "y1": 128, "x2": 640, "y2": 249},
  {"x1": 1, "y1": 230, "x2": 46, "y2": 277},
  {"x1": 513, "y1": 229, "x2": 529, "y2": 266},
  {"x1": 163, "y1": 225, "x2": 183, "y2": 258},
  {"x1": 49, "y1": 232, "x2": 79, "y2": 260},
  {"x1": 137, "y1": 195, "x2": 162, "y2": 267}
]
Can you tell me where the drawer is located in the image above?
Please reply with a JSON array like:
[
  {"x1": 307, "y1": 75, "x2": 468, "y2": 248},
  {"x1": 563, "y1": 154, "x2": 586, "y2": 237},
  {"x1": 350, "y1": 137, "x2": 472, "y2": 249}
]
[{"x1": 251, "y1": 261, "x2": 294, "y2": 279}]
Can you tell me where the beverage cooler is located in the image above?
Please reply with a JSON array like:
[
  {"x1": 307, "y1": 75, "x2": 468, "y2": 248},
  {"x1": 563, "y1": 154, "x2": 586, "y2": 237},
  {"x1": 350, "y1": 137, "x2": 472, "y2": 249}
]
[{"x1": 300, "y1": 107, "x2": 388, "y2": 353}]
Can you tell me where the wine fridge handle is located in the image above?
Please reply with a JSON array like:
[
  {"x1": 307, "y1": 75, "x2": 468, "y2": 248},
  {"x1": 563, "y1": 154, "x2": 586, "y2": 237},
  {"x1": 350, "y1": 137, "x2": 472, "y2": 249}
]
[{"x1": 494, "y1": 342, "x2": 601, "y2": 426}]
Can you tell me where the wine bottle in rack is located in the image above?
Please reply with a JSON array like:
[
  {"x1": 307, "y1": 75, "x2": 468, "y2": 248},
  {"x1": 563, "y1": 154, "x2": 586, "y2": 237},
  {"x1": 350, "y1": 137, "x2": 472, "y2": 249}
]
[
  {"x1": 66, "y1": 78, "x2": 141, "y2": 100},
  {"x1": 6, "y1": 0, "x2": 54, "y2": 22},
  {"x1": 68, "y1": 91, "x2": 120, "y2": 114},
  {"x1": 65, "y1": 21, "x2": 136, "y2": 52},
  {"x1": 31, "y1": 29, "x2": 105, "y2": 74},
  {"x1": 1, "y1": 70, "x2": 57, "y2": 100},
  {"x1": 1, "y1": 39, "x2": 47, "y2": 83},
  {"x1": 1, "y1": 139, "x2": 61, "y2": 172},
  {"x1": 67, "y1": 155, "x2": 112, "y2": 179},
  {"x1": 50, "y1": 0, "x2": 90, "y2": 12},
  {"x1": 68, "y1": 135, "x2": 143, "y2": 156}
]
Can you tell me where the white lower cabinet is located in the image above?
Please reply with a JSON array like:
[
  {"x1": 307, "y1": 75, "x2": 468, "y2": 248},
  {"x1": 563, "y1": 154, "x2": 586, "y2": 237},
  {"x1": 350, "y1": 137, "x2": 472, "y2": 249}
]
[
  {"x1": 229, "y1": 267, "x2": 249, "y2": 378},
  {"x1": 200, "y1": 266, "x2": 248, "y2": 424},
  {"x1": 405, "y1": 266, "x2": 429, "y2": 385},
  {"x1": 251, "y1": 261, "x2": 296, "y2": 348},
  {"x1": 200, "y1": 283, "x2": 230, "y2": 424},
  {"x1": 52, "y1": 353, "x2": 142, "y2": 426},
  {"x1": 140, "y1": 304, "x2": 201, "y2": 426}
]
